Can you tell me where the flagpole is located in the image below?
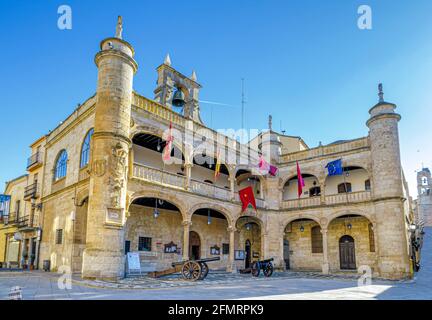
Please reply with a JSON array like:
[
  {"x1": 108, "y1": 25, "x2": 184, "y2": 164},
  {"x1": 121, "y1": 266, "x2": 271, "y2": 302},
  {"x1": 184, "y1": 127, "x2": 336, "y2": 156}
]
[{"x1": 342, "y1": 158, "x2": 349, "y2": 204}]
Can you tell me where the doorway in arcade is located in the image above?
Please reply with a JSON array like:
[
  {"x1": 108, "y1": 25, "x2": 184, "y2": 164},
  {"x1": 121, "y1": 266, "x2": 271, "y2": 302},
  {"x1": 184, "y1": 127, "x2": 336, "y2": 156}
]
[{"x1": 235, "y1": 216, "x2": 262, "y2": 270}]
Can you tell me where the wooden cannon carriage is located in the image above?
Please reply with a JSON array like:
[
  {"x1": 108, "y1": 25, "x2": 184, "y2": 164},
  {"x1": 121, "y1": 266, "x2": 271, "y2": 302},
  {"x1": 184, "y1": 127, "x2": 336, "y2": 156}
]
[
  {"x1": 148, "y1": 257, "x2": 220, "y2": 281},
  {"x1": 251, "y1": 258, "x2": 274, "y2": 277}
]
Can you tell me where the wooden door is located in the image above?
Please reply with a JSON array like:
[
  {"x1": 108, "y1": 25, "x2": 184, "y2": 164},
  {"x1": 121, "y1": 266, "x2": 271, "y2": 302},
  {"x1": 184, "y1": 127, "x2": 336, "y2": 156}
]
[
  {"x1": 283, "y1": 239, "x2": 290, "y2": 270},
  {"x1": 339, "y1": 235, "x2": 356, "y2": 270}
]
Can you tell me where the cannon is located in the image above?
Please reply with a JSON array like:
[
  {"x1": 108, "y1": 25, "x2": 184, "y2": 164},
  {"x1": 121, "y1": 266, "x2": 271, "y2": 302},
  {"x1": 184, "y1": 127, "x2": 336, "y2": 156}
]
[
  {"x1": 251, "y1": 258, "x2": 274, "y2": 277},
  {"x1": 172, "y1": 257, "x2": 220, "y2": 281},
  {"x1": 148, "y1": 257, "x2": 220, "y2": 281}
]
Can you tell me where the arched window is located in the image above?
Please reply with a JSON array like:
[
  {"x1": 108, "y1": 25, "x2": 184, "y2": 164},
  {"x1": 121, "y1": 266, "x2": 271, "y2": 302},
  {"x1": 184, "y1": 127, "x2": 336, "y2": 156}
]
[
  {"x1": 80, "y1": 128, "x2": 94, "y2": 168},
  {"x1": 422, "y1": 177, "x2": 428, "y2": 186},
  {"x1": 338, "y1": 182, "x2": 352, "y2": 194},
  {"x1": 311, "y1": 226, "x2": 323, "y2": 253},
  {"x1": 54, "y1": 150, "x2": 68, "y2": 181}
]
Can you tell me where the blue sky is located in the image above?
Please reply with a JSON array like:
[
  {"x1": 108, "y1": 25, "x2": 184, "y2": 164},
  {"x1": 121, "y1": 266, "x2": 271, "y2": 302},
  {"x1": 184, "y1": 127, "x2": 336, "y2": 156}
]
[{"x1": 0, "y1": 0, "x2": 431, "y2": 197}]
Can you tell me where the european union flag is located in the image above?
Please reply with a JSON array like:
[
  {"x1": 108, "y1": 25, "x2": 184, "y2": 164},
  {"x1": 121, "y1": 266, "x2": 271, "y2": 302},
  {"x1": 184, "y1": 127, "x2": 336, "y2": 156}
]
[{"x1": 326, "y1": 159, "x2": 343, "y2": 176}]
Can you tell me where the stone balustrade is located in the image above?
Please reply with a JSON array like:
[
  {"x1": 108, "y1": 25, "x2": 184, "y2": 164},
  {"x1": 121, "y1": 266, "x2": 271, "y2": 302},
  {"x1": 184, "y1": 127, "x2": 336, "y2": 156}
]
[
  {"x1": 282, "y1": 191, "x2": 372, "y2": 209},
  {"x1": 190, "y1": 179, "x2": 232, "y2": 201},
  {"x1": 133, "y1": 163, "x2": 186, "y2": 190},
  {"x1": 279, "y1": 137, "x2": 370, "y2": 163},
  {"x1": 282, "y1": 196, "x2": 321, "y2": 209},
  {"x1": 325, "y1": 190, "x2": 371, "y2": 205}
]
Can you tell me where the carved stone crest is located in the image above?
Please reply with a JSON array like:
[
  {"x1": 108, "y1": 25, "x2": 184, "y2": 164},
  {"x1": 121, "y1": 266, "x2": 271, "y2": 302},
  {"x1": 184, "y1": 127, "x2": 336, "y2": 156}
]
[{"x1": 92, "y1": 159, "x2": 107, "y2": 177}]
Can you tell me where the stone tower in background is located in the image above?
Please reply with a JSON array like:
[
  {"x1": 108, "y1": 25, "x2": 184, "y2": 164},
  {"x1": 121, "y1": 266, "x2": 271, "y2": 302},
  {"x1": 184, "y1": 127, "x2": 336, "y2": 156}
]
[
  {"x1": 82, "y1": 17, "x2": 138, "y2": 280},
  {"x1": 366, "y1": 83, "x2": 411, "y2": 279},
  {"x1": 416, "y1": 168, "x2": 432, "y2": 227}
]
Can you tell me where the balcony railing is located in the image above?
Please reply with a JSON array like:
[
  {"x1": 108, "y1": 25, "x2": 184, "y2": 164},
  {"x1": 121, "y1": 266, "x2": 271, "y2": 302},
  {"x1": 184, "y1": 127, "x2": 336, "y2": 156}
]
[
  {"x1": 27, "y1": 152, "x2": 43, "y2": 169},
  {"x1": 325, "y1": 190, "x2": 371, "y2": 205},
  {"x1": 133, "y1": 163, "x2": 187, "y2": 190},
  {"x1": 282, "y1": 196, "x2": 321, "y2": 209},
  {"x1": 279, "y1": 137, "x2": 370, "y2": 163},
  {"x1": 282, "y1": 191, "x2": 372, "y2": 209},
  {"x1": 24, "y1": 183, "x2": 39, "y2": 200},
  {"x1": 190, "y1": 179, "x2": 232, "y2": 201}
]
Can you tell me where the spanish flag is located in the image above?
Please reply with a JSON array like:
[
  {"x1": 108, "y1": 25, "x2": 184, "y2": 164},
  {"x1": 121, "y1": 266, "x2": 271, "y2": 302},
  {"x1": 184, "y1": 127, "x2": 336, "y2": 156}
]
[{"x1": 214, "y1": 150, "x2": 221, "y2": 181}]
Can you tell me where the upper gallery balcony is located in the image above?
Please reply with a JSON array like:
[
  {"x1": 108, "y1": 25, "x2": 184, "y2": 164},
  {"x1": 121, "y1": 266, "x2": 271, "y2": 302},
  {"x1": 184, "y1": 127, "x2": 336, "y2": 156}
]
[
  {"x1": 281, "y1": 166, "x2": 372, "y2": 209},
  {"x1": 24, "y1": 183, "x2": 39, "y2": 200},
  {"x1": 131, "y1": 132, "x2": 266, "y2": 208},
  {"x1": 27, "y1": 152, "x2": 43, "y2": 170}
]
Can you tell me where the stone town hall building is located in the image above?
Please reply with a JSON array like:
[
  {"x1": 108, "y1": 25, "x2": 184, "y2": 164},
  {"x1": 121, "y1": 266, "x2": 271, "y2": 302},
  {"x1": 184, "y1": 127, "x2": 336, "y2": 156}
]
[{"x1": 0, "y1": 18, "x2": 416, "y2": 280}]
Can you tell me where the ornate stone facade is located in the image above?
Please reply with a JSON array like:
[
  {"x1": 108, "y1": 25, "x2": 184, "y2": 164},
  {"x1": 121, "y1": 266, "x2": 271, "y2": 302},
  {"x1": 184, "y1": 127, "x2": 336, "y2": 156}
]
[{"x1": 3, "y1": 18, "x2": 416, "y2": 281}]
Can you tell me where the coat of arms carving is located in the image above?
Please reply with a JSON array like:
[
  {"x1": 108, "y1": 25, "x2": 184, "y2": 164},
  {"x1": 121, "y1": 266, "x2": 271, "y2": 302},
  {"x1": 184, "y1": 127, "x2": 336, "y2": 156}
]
[{"x1": 92, "y1": 159, "x2": 107, "y2": 177}]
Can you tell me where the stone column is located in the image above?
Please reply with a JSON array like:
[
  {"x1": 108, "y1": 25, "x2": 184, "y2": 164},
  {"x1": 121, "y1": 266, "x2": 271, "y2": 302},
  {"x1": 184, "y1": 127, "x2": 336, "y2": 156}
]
[
  {"x1": 320, "y1": 182, "x2": 326, "y2": 205},
  {"x1": 321, "y1": 228, "x2": 329, "y2": 274},
  {"x1": 182, "y1": 220, "x2": 192, "y2": 260},
  {"x1": 227, "y1": 226, "x2": 237, "y2": 273},
  {"x1": 184, "y1": 164, "x2": 192, "y2": 190},
  {"x1": 229, "y1": 177, "x2": 236, "y2": 201}
]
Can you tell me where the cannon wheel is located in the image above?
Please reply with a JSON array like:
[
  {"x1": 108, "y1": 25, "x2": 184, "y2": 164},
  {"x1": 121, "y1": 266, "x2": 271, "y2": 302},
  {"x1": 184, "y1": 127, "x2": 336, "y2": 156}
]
[
  {"x1": 198, "y1": 262, "x2": 209, "y2": 280},
  {"x1": 263, "y1": 262, "x2": 274, "y2": 277},
  {"x1": 181, "y1": 261, "x2": 202, "y2": 281},
  {"x1": 251, "y1": 262, "x2": 260, "y2": 277}
]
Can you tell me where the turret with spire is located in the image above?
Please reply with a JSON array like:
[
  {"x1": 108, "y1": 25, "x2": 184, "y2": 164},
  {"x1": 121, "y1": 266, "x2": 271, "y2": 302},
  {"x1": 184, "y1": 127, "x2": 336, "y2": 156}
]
[
  {"x1": 82, "y1": 17, "x2": 138, "y2": 281},
  {"x1": 366, "y1": 83, "x2": 410, "y2": 279}
]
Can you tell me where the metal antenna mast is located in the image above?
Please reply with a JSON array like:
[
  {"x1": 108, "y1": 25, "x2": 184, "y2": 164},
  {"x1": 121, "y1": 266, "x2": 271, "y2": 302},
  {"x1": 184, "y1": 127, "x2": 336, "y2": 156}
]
[{"x1": 241, "y1": 78, "x2": 245, "y2": 142}]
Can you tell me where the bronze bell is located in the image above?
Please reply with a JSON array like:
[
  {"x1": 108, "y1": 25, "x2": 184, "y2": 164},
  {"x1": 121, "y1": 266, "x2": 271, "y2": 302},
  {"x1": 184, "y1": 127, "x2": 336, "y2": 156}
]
[{"x1": 172, "y1": 88, "x2": 185, "y2": 107}]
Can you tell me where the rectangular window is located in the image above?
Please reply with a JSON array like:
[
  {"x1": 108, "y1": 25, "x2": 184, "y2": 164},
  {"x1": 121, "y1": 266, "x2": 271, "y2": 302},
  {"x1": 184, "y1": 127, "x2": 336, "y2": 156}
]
[
  {"x1": 311, "y1": 226, "x2": 323, "y2": 253},
  {"x1": 138, "y1": 237, "x2": 152, "y2": 251},
  {"x1": 369, "y1": 224, "x2": 375, "y2": 252},
  {"x1": 55, "y1": 229, "x2": 63, "y2": 245},
  {"x1": 222, "y1": 243, "x2": 230, "y2": 255}
]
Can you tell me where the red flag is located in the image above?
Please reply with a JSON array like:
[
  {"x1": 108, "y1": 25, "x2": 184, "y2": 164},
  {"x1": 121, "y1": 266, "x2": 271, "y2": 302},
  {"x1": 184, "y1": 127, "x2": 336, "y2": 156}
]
[
  {"x1": 296, "y1": 161, "x2": 305, "y2": 198},
  {"x1": 239, "y1": 186, "x2": 257, "y2": 212},
  {"x1": 163, "y1": 122, "x2": 173, "y2": 162}
]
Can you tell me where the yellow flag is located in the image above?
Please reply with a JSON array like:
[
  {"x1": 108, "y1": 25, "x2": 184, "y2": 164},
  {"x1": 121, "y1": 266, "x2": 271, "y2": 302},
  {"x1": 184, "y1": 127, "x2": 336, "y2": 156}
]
[{"x1": 214, "y1": 150, "x2": 221, "y2": 181}]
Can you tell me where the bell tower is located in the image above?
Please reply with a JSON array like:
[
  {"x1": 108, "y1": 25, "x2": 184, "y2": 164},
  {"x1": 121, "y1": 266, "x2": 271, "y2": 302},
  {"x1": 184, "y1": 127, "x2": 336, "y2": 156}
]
[
  {"x1": 366, "y1": 83, "x2": 411, "y2": 279},
  {"x1": 154, "y1": 55, "x2": 203, "y2": 123},
  {"x1": 82, "y1": 16, "x2": 138, "y2": 280}
]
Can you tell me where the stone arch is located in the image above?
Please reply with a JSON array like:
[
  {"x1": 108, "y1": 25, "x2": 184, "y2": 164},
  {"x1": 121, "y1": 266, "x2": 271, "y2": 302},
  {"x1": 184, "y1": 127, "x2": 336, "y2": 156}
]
[
  {"x1": 188, "y1": 202, "x2": 234, "y2": 227},
  {"x1": 128, "y1": 190, "x2": 188, "y2": 221},
  {"x1": 325, "y1": 209, "x2": 375, "y2": 229},
  {"x1": 280, "y1": 172, "x2": 322, "y2": 191},
  {"x1": 130, "y1": 127, "x2": 189, "y2": 164},
  {"x1": 74, "y1": 187, "x2": 89, "y2": 207},
  {"x1": 235, "y1": 214, "x2": 265, "y2": 230},
  {"x1": 281, "y1": 213, "x2": 322, "y2": 231}
]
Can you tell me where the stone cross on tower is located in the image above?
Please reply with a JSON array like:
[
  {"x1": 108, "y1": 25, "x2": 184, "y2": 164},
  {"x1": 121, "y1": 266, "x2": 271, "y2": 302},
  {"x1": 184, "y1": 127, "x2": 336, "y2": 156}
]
[
  {"x1": 115, "y1": 16, "x2": 123, "y2": 39},
  {"x1": 268, "y1": 115, "x2": 273, "y2": 131},
  {"x1": 378, "y1": 83, "x2": 384, "y2": 102}
]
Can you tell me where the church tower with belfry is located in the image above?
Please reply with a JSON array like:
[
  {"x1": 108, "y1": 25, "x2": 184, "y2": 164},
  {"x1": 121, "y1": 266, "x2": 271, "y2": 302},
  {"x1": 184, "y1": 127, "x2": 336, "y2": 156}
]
[
  {"x1": 153, "y1": 55, "x2": 203, "y2": 123},
  {"x1": 366, "y1": 83, "x2": 411, "y2": 279},
  {"x1": 82, "y1": 17, "x2": 138, "y2": 280}
]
